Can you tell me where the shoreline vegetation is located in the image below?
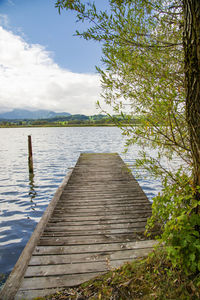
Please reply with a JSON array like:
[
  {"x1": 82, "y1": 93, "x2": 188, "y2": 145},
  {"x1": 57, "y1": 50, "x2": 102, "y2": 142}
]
[
  {"x1": 0, "y1": 113, "x2": 139, "y2": 128},
  {"x1": 0, "y1": 123, "x2": 117, "y2": 128}
]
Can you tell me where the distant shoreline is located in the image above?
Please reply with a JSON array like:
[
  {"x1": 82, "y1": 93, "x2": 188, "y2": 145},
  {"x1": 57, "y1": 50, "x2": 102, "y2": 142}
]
[{"x1": 0, "y1": 124, "x2": 118, "y2": 128}]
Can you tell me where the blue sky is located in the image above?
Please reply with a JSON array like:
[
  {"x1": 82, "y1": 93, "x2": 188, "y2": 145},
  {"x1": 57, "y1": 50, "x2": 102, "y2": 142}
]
[
  {"x1": 0, "y1": 0, "x2": 109, "y2": 114},
  {"x1": 0, "y1": 0, "x2": 103, "y2": 73}
]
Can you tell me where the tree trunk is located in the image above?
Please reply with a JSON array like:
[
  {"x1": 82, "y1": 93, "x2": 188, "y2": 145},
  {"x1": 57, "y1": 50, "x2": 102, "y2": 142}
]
[{"x1": 183, "y1": 0, "x2": 200, "y2": 188}]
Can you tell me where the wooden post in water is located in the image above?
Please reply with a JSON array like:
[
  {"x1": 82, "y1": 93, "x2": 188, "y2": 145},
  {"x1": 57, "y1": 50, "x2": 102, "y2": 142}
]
[{"x1": 28, "y1": 135, "x2": 33, "y2": 173}]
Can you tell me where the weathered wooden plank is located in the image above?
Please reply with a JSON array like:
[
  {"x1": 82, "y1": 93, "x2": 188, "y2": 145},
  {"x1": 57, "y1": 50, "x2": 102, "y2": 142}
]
[
  {"x1": 49, "y1": 213, "x2": 152, "y2": 223},
  {"x1": 61, "y1": 195, "x2": 146, "y2": 198},
  {"x1": 57, "y1": 200, "x2": 149, "y2": 205},
  {"x1": 54, "y1": 204, "x2": 151, "y2": 209},
  {"x1": 25, "y1": 261, "x2": 108, "y2": 277},
  {"x1": 46, "y1": 217, "x2": 149, "y2": 227},
  {"x1": 18, "y1": 272, "x2": 103, "y2": 292},
  {"x1": 110, "y1": 247, "x2": 154, "y2": 260},
  {"x1": 61, "y1": 192, "x2": 147, "y2": 196},
  {"x1": 30, "y1": 252, "x2": 110, "y2": 266},
  {"x1": 38, "y1": 233, "x2": 144, "y2": 246},
  {"x1": 66, "y1": 183, "x2": 141, "y2": 188},
  {"x1": 53, "y1": 206, "x2": 151, "y2": 216},
  {"x1": 15, "y1": 288, "x2": 65, "y2": 300},
  {"x1": 61, "y1": 190, "x2": 147, "y2": 194},
  {"x1": 41, "y1": 227, "x2": 147, "y2": 237},
  {"x1": 53, "y1": 206, "x2": 151, "y2": 214},
  {"x1": 33, "y1": 240, "x2": 157, "y2": 255},
  {"x1": 68, "y1": 176, "x2": 132, "y2": 181},
  {"x1": 59, "y1": 198, "x2": 148, "y2": 203},
  {"x1": 64, "y1": 183, "x2": 146, "y2": 187},
  {"x1": 30, "y1": 247, "x2": 155, "y2": 266},
  {"x1": 51, "y1": 210, "x2": 152, "y2": 218},
  {"x1": 58, "y1": 200, "x2": 150, "y2": 206},
  {"x1": 63, "y1": 187, "x2": 147, "y2": 191},
  {"x1": 44, "y1": 221, "x2": 147, "y2": 231}
]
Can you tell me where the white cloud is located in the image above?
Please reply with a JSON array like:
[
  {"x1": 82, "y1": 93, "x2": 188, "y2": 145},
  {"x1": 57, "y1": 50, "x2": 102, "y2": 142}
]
[{"x1": 0, "y1": 26, "x2": 102, "y2": 115}]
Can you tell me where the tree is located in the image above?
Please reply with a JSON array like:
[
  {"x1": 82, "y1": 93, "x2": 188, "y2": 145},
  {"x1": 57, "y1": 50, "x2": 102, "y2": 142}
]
[
  {"x1": 56, "y1": 0, "x2": 190, "y2": 170},
  {"x1": 56, "y1": 0, "x2": 200, "y2": 272},
  {"x1": 183, "y1": 0, "x2": 200, "y2": 189}
]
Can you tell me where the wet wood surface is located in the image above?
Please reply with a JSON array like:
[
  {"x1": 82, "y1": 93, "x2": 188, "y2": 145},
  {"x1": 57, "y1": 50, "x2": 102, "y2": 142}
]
[{"x1": 1, "y1": 153, "x2": 155, "y2": 300}]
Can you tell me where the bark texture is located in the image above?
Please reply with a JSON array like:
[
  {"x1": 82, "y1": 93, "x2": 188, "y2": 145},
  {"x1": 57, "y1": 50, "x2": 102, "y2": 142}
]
[{"x1": 183, "y1": 0, "x2": 200, "y2": 187}]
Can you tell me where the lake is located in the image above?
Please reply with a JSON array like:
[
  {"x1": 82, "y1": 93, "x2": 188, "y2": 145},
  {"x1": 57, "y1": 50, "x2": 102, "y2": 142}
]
[{"x1": 0, "y1": 127, "x2": 162, "y2": 286}]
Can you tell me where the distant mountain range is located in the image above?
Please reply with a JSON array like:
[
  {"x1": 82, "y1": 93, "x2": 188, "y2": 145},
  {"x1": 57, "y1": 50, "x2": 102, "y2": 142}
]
[{"x1": 0, "y1": 109, "x2": 71, "y2": 120}]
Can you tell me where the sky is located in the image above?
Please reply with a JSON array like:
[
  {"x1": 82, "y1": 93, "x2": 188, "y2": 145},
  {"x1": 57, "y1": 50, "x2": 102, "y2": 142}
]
[{"x1": 0, "y1": 0, "x2": 108, "y2": 115}]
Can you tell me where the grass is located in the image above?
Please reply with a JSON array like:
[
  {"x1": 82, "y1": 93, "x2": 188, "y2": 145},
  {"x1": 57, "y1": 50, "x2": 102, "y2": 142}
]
[{"x1": 34, "y1": 249, "x2": 200, "y2": 300}]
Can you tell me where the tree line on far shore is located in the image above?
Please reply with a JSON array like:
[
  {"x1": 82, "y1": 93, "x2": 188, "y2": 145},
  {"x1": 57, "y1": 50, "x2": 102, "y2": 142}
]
[{"x1": 0, "y1": 114, "x2": 140, "y2": 127}]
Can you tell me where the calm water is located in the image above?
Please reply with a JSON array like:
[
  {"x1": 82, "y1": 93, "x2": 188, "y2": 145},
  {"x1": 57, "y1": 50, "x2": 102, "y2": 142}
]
[{"x1": 0, "y1": 127, "x2": 162, "y2": 286}]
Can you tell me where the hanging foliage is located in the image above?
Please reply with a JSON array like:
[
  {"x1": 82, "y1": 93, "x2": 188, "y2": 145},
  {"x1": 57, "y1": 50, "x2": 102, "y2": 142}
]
[{"x1": 56, "y1": 0, "x2": 200, "y2": 273}]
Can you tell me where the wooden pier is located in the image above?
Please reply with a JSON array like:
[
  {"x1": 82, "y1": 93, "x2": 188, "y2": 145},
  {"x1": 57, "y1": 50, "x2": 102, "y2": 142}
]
[{"x1": 0, "y1": 153, "x2": 155, "y2": 300}]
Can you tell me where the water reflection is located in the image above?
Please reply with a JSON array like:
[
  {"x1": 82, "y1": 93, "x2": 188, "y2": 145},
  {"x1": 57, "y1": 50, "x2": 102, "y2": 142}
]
[{"x1": 28, "y1": 172, "x2": 37, "y2": 210}]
